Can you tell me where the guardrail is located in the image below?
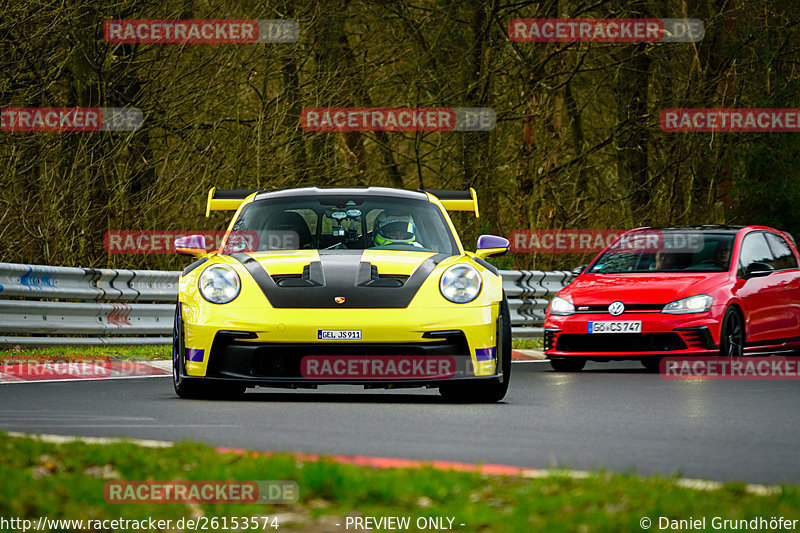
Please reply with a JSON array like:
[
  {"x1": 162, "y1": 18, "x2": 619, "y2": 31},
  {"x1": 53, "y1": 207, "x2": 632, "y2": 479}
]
[
  {"x1": 0, "y1": 263, "x2": 177, "y2": 346},
  {"x1": 500, "y1": 270, "x2": 574, "y2": 337},
  {"x1": 0, "y1": 263, "x2": 573, "y2": 345}
]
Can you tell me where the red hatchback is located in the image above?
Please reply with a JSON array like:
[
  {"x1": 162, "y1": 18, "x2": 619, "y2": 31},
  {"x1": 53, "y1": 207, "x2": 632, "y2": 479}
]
[{"x1": 544, "y1": 226, "x2": 800, "y2": 371}]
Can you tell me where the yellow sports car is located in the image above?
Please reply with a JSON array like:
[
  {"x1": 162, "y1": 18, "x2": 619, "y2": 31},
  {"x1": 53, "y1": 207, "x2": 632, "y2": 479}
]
[{"x1": 172, "y1": 186, "x2": 511, "y2": 402}]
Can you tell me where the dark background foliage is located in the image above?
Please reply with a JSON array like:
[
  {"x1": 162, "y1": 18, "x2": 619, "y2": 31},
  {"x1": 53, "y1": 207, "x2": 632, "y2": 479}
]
[{"x1": 1, "y1": 0, "x2": 798, "y2": 270}]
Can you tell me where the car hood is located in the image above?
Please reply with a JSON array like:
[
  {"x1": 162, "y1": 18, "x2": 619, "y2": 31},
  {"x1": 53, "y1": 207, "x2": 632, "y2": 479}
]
[
  {"x1": 243, "y1": 249, "x2": 439, "y2": 276},
  {"x1": 560, "y1": 273, "x2": 729, "y2": 305},
  {"x1": 228, "y1": 249, "x2": 451, "y2": 308}
]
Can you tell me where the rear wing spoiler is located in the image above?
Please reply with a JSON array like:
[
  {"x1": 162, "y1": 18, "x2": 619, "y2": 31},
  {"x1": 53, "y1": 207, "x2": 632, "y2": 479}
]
[
  {"x1": 205, "y1": 187, "x2": 479, "y2": 218},
  {"x1": 205, "y1": 187, "x2": 259, "y2": 217},
  {"x1": 423, "y1": 188, "x2": 479, "y2": 218}
]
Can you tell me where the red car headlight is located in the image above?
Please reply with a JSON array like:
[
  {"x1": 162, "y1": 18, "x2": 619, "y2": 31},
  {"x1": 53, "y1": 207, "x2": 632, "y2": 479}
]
[
  {"x1": 662, "y1": 295, "x2": 713, "y2": 314},
  {"x1": 549, "y1": 296, "x2": 576, "y2": 316}
]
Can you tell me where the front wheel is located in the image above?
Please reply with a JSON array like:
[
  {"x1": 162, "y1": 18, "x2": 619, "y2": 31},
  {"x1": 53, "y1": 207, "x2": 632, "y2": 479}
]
[
  {"x1": 719, "y1": 306, "x2": 744, "y2": 357},
  {"x1": 173, "y1": 303, "x2": 201, "y2": 399},
  {"x1": 440, "y1": 296, "x2": 512, "y2": 403}
]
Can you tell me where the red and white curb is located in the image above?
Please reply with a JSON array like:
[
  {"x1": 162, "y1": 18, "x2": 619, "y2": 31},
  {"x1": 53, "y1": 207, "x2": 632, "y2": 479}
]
[
  {"x1": 0, "y1": 360, "x2": 170, "y2": 383},
  {"x1": 512, "y1": 349, "x2": 546, "y2": 362},
  {"x1": 3, "y1": 432, "x2": 780, "y2": 496}
]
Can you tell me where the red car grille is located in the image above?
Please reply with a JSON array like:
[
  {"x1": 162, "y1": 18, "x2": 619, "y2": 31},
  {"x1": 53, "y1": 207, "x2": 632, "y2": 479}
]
[
  {"x1": 573, "y1": 304, "x2": 664, "y2": 314},
  {"x1": 555, "y1": 333, "x2": 687, "y2": 353}
]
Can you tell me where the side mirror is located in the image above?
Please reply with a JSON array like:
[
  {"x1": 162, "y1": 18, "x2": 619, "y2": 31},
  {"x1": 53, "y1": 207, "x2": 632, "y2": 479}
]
[
  {"x1": 572, "y1": 264, "x2": 588, "y2": 276},
  {"x1": 744, "y1": 261, "x2": 773, "y2": 279},
  {"x1": 475, "y1": 235, "x2": 509, "y2": 259},
  {"x1": 174, "y1": 234, "x2": 208, "y2": 256}
]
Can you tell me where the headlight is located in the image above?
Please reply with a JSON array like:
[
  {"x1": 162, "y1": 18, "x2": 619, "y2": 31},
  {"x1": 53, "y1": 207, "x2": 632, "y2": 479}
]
[
  {"x1": 549, "y1": 296, "x2": 575, "y2": 316},
  {"x1": 439, "y1": 264, "x2": 482, "y2": 303},
  {"x1": 662, "y1": 295, "x2": 713, "y2": 314},
  {"x1": 198, "y1": 264, "x2": 241, "y2": 304}
]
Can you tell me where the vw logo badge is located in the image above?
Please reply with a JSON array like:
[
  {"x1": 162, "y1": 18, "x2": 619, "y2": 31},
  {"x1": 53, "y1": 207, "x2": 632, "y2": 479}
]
[{"x1": 608, "y1": 301, "x2": 625, "y2": 316}]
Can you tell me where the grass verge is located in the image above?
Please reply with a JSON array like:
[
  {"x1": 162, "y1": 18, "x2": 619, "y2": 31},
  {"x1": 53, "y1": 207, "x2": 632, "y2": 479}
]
[
  {"x1": 1, "y1": 432, "x2": 798, "y2": 532},
  {"x1": 511, "y1": 337, "x2": 543, "y2": 350},
  {"x1": 0, "y1": 344, "x2": 169, "y2": 363}
]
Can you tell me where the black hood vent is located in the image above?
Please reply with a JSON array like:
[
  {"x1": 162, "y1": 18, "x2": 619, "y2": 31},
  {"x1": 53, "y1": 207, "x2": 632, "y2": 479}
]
[
  {"x1": 271, "y1": 262, "x2": 324, "y2": 287},
  {"x1": 231, "y1": 251, "x2": 450, "y2": 309},
  {"x1": 356, "y1": 262, "x2": 408, "y2": 287}
]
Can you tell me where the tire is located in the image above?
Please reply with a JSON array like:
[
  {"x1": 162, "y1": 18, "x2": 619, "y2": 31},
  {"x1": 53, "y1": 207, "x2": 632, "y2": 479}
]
[
  {"x1": 641, "y1": 358, "x2": 662, "y2": 373},
  {"x1": 549, "y1": 358, "x2": 586, "y2": 372},
  {"x1": 439, "y1": 295, "x2": 512, "y2": 403},
  {"x1": 719, "y1": 306, "x2": 744, "y2": 358},
  {"x1": 173, "y1": 303, "x2": 201, "y2": 399},
  {"x1": 173, "y1": 303, "x2": 244, "y2": 400}
]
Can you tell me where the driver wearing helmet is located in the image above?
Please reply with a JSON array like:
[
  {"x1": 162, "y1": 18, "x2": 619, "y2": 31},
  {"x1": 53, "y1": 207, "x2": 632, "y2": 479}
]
[{"x1": 373, "y1": 212, "x2": 423, "y2": 248}]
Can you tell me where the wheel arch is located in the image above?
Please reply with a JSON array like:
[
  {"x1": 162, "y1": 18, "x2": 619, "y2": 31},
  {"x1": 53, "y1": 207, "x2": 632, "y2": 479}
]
[{"x1": 722, "y1": 301, "x2": 746, "y2": 341}]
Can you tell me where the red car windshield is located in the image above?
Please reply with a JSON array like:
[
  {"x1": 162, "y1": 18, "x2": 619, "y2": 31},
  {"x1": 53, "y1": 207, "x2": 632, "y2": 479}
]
[{"x1": 588, "y1": 231, "x2": 737, "y2": 274}]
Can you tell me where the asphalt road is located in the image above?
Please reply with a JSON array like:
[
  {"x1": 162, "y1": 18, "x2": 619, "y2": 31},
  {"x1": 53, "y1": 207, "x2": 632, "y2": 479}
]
[{"x1": 2, "y1": 361, "x2": 799, "y2": 484}]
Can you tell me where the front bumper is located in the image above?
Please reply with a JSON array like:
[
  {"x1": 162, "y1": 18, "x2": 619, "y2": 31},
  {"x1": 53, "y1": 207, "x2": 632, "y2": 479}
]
[
  {"x1": 544, "y1": 310, "x2": 723, "y2": 361},
  {"x1": 208, "y1": 331, "x2": 498, "y2": 386},
  {"x1": 180, "y1": 304, "x2": 501, "y2": 385}
]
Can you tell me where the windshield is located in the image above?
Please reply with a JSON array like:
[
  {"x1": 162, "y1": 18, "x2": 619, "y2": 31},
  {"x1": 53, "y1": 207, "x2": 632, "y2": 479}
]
[
  {"x1": 221, "y1": 195, "x2": 459, "y2": 255},
  {"x1": 588, "y1": 230, "x2": 736, "y2": 274}
]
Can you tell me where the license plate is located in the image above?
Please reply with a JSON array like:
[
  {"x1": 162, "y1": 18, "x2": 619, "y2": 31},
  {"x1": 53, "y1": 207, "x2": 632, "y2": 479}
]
[
  {"x1": 318, "y1": 330, "x2": 362, "y2": 340},
  {"x1": 588, "y1": 321, "x2": 642, "y2": 334}
]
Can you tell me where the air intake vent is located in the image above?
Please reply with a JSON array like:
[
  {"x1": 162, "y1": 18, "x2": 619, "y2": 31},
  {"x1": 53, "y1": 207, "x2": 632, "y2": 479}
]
[
  {"x1": 271, "y1": 262, "x2": 324, "y2": 287},
  {"x1": 357, "y1": 263, "x2": 408, "y2": 287}
]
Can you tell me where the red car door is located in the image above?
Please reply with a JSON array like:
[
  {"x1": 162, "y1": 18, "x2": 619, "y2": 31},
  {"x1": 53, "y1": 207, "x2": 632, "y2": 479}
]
[
  {"x1": 733, "y1": 232, "x2": 784, "y2": 345},
  {"x1": 764, "y1": 232, "x2": 800, "y2": 344}
]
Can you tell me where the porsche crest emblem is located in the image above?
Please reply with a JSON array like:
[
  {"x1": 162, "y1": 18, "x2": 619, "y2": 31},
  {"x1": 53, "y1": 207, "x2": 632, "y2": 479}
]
[{"x1": 334, "y1": 296, "x2": 346, "y2": 304}]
